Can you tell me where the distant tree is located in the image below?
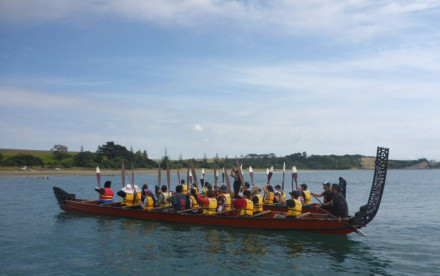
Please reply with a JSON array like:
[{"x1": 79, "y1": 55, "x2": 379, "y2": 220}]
[
  {"x1": 143, "y1": 150, "x2": 148, "y2": 160},
  {"x1": 160, "y1": 147, "x2": 170, "y2": 169},
  {"x1": 73, "y1": 151, "x2": 96, "y2": 167},
  {"x1": 51, "y1": 144, "x2": 69, "y2": 160},
  {"x1": 80, "y1": 145, "x2": 84, "y2": 152},
  {"x1": 4, "y1": 154, "x2": 44, "y2": 167}
]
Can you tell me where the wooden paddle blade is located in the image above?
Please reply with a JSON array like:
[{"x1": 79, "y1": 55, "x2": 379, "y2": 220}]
[
  {"x1": 121, "y1": 160, "x2": 125, "y2": 188},
  {"x1": 224, "y1": 167, "x2": 231, "y2": 194},
  {"x1": 131, "y1": 163, "x2": 134, "y2": 186},
  {"x1": 190, "y1": 160, "x2": 198, "y2": 190},
  {"x1": 235, "y1": 157, "x2": 245, "y2": 189},
  {"x1": 213, "y1": 161, "x2": 218, "y2": 186},
  {"x1": 167, "y1": 161, "x2": 170, "y2": 191},
  {"x1": 158, "y1": 165, "x2": 161, "y2": 187},
  {"x1": 96, "y1": 167, "x2": 101, "y2": 188}
]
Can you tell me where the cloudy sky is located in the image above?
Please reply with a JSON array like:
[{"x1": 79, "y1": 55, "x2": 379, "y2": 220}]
[{"x1": 1, "y1": 0, "x2": 439, "y2": 160}]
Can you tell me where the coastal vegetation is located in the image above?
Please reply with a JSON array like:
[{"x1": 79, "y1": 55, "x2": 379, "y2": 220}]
[{"x1": 0, "y1": 142, "x2": 438, "y2": 170}]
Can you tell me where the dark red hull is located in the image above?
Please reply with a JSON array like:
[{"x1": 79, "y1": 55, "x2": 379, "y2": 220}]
[
  {"x1": 263, "y1": 204, "x2": 326, "y2": 214},
  {"x1": 58, "y1": 199, "x2": 355, "y2": 235}
]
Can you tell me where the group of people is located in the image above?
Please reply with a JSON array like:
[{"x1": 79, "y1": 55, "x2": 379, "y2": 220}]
[{"x1": 94, "y1": 175, "x2": 348, "y2": 220}]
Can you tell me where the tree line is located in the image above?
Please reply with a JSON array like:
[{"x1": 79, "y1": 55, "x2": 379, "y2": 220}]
[{"x1": 0, "y1": 142, "x2": 437, "y2": 170}]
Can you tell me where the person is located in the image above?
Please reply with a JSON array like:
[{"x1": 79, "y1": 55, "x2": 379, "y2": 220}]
[
  {"x1": 213, "y1": 184, "x2": 219, "y2": 197},
  {"x1": 166, "y1": 185, "x2": 186, "y2": 212},
  {"x1": 311, "y1": 181, "x2": 332, "y2": 204},
  {"x1": 262, "y1": 184, "x2": 275, "y2": 204},
  {"x1": 117, "y1": 184, "x2": 139, "y2": 206},
  {"x1": 300, "y1": 183, "x2": 311, "y2": 205},
  {"x1": 244, "y1": 182, "x2": 250, "y2": 192},
  {"x1": 251, "y1": 185, "x2": 263, "y2": 213},
  {"x1": 274, "y1": 185, "x2": 286, "y2": 204},
  {"x1": 186, "y1": 188, "x2": 200, "y2": 212},
  {"x1": 134, "y1": 185, "x2": 142, "y2": 201},
  {"x1": 233, "y1": 190, "x2": 253, "y2": 217},
  {"x1": 95, "y1": 180, "x2": 114, "y2": 204},
  {"x1": 286, "y1": 191, "x2": 302, "y2": 218},
  {"x1": 181, "y1": 180, "x2": 188, "y2": 195},
  {"x1": 319, "y1": 184, "x2": 348, "y2": 221},
  {"x1": 141, "y1": 189, "x2": 156, "y2": 210},
  {"x1": 217, "y1": 184, "x2": 232, "y2": 211},
  {"x1": 198, "y1": 190, "x2": 217, "y2": 215},
  {"x1": 230, "y1": 166, "x2": 242, "y2": 198},
  {"x1": 157, "y1": 185, "x2": 172, "y2": 207}
]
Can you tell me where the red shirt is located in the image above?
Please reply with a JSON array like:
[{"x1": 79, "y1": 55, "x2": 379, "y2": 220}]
[{"x1": 233, "y1": 198, "x2": 247, "y2": 209}]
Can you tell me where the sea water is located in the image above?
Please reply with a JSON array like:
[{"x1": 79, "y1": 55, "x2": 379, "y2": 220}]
[{"x1": 0, "y1": 170, "x2": 439, "y2": 275}]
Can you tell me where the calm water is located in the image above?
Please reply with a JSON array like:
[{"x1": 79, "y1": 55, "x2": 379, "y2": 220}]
[{"x1": 0, "y1": 170, "x2": 439, "y2": 275}]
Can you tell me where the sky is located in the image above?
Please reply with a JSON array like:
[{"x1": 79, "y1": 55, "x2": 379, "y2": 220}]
[{"x1": 1, "y1": 0, "x2": 439, "y2": 161}]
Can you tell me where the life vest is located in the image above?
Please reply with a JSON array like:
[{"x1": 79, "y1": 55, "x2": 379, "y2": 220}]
[
  {"x1": 174, "y1": 195, "x2": 186, "y2": 211},
  {"x1": 303, "y1": 190, "x2": 311, "y2": 205},
  {"x1": 204, "y1": 198, "x2": 217, "y2": 215},
  {"x1": 220, "y1": 193, "x2": 232, "y2": 210},
  {"x1": 264, "y1": 192, "x2": 274, "y2": 204},
  {"x1": 201, "y1": 187, "x2": 208, "y2": 196},
  {"x1": 190, "y1": 195, "x2": 199, "y2": 208},
  {"x1": 143, "y1": 195, "x2": 155, "y2": 210},
  {"x1": 287, "y1": 199, "x2": 302, "y2": 217},
  {"x1": 240, "y1": 199, "x2": 254, "y2": 216},
  {"x1": 98, "y1": 188, "x2": 114, "y2": 203},
  {"x1": 121, "y1": 193, "x2": 134, "y2": 206},
  {"x1": 193, "y1": 187, "x2": 199, "y2": 194},
  {"x1": 253, "y1": 194, "x2": 263, "y2": 213},
  {"x1": 160, "y1": 191, "x2": 172, "y2": 207},
  {"x1": 182, "y1": 185, "x2": 188, "y2": 194}
]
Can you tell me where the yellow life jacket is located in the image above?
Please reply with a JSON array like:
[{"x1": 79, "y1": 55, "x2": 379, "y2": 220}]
[
  {"x1": 193, "y1": 187, "x2": 199, "y2": 194},
  {"x1": 240, "y1": 199, "x2": 254, "y2": 216},
  {"x1": 220, "y1": 193, "x2": 232, "y2": 211},
  {"x1": 201, "y1": 187, "x2": 208, "y2": 196},
  {"x1": 122, "y1": 193, "x2": 134, "y2": 206},
  {"x1": 264, "y1": 192, "x2": 274, "y2": 204},
  {"x1": 160, "y1": 191, "x2": 172, "y2": 207},
  {"x1": 143, "y1": 195, "x2": 155, "y2": 210},
  {"x1": 287, "y1": 199, "x2": 302, "y2": 217},
  {"x1": 253, "y1": 194, "x2": 263, "y2": 213},
  {"x1": 182, "y1": 185, "x2": 188, "y2": 194},
  {"x1": 203, "y1": 198, "x2": 217, "y2": 215},
  {"x1": 303, "y1": 190, "x2": 311, "y2": 205},
  {"x1": 190, "y1": 195, "x2": 199, "y2": 208}
]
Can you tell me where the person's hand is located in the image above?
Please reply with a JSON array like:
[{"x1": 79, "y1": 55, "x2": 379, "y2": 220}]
[
  {"x1": 337, "y1": 216, "x2": 341, "y2": 223},
  {"x1": 316, "y1": 205, "x2": 321, "y2": 209}
]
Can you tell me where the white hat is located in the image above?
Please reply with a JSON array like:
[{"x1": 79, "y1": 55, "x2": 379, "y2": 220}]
[
  {"x1": 122, "y1": 184, "x2": 134, "y2": 194},
  {"x1": 134, "y1": 185, "x2": 140, "y2": 192}
]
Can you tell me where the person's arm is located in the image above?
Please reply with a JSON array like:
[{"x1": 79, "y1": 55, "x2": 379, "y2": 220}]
[
  {"x1": 95, "y1": 187, "x2": 105, "y2": 195},
  {"x1": 262, "y1": 185, "x2": 269, "y2": 193},
  {"x1": 117, "y1": 191, "x2": 126, "y2": 197},
  {"x1": 230, "y1": 169, "x2": 238, "y2": 180},
  {"x1": 280, "y1": 192, "x2": 286, "y2": 204},
  {"x1": 311, "y1": 192, "x2": 322, "y2": 197}
]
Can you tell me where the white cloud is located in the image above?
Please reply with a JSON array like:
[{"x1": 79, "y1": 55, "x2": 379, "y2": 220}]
[{"x1": 193, "y1": 124, "x2": 204, "y2": 132}]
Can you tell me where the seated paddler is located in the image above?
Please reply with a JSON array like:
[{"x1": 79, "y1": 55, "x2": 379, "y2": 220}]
[
  {"x1": 117, "y1": 184, "x2": 140, "y2": 207},
  {"x1": 198, "y1": 190, "x2": 217, "y2": 215},
  {"x1": 233, "y1": 190, "x2": 253, "y2": 217},
  {"x1": 141, "y1": 189, "x2": 156, "y2": 210},
  {"x1": 318, "y1": 184, "x2": 348, "y2": 222},
  {"x1": 218, "y1": 184, "x2": 232, "y2": 211},
  {"x1": 262, "y1": 184, "x2": 275, "y2": 204},
  {"x1": 157, "y1": 185, "x2": 172, "y2": 208},
  {"x1": 251, "y1": 185, "x2": 263, "y2": 213},
  {"x1": 300, "y1": 183, "x2": 311, "y2": 206},
  {"x1": 95, "y1": 180, "x2": 114, "y2": 204},
  {"x1": 166, "y1": 185, "x2": 186, "y2": 212}
]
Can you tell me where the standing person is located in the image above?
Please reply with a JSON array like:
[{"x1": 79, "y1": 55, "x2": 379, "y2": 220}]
[
  {"x1": 95, "y1": 181, "x2": 114, "y2": 204},
  {"x1": 157, "y1": 185, "x2": 172, "y2": 207},
  {"x1": 166, "y1": 185, "x2": 187, "y2": 212},
  {"x1": 311, "y1": 181, "x2": 333, "y2": 204},
  {"x1": 319, "y1": 184, "x2": 348, "y2": 221},
  {"x1": 230, "y1": 166, "x2": 242, "y2": 198},
  {"x1": 262, "y1": 184, "x2": 275, "y2": 204},
  {"x1": 251, "y1": 185, "x2": 263, "y2": 213},
  {"x1": 300, "y1": 184, "x2": 311, "y2": 205},
  {"x1": 217, "y1": 184, "x2": 232, "y2": 211}
]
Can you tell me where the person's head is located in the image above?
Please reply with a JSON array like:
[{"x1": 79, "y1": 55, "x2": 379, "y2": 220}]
[
  {"x1": 331, "y1": 184, "x2": 340, "y2": 194},
  {"x1": 300, "y1": 183, "x2": 308, "y2": 191},
  {"x1": 251, "y1": 185, "x2": 261, "y2": 196},
  {"x1": 123, "y1": 184, "x2": 133, "y2": 194},
  {"x1": 275, "y1": 185, "x2": 281, "y2": 191},
  {"x1": 207, "y1": 190, "x2": 214, "y2": 198},
  {"x1": 161, "y1": 185, "x2": 168, "y2": 192},
  {"x1": 322, "y1": 181, "x2": 330, "y2": 190},
  {"x1": 243, "y1": 190, "x2": 251, "y2": 199},
  {"x1": 176, "y1": 185, "x2": 183, "y2": 193},
  {"x1": 217, "y1": 196, "x2": 224, "y2": 205},
  {"x1": 134, "y1": 185, "x2": 140, "y2": 193},
  {"x1": 180, "y1": 179, "x2": 185, "y2": 184},
  {"x1": 267, "y1": 185, "x2": 274, "y2": 192},
  {"x1": 219, "y1": 184, "x2": 228, "y2": 194},
  {"x1": 289, "y1": 190, "x2": 299, "y2": 199},
  {"x1": 142, "y1": 184, "x2": 148, "y2": 191},
  {"x1": 206, "y1": 183, "x2": 212, "y2": 190},
  {"x1": 244, "y1": 182, "x2": 250, "y2": 189},
  {"x1": 190, "y1": 188, "x2": 197, "y2": 197},
  {"x1": 192, "y1": 183, "x2": 197, "y2": 188},
  {"x1": 104, "y1": 181, "x2": 111, "y2": 188}
]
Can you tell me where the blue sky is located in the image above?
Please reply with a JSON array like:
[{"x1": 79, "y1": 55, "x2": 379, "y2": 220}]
[{"x1": 1, "y1": 0, "x2": 439, "y2": 160}]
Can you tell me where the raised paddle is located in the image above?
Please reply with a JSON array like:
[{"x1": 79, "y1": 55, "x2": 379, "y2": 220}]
[
  {"x1": 167, "y1": 161, "x2": 171, "y2": 192},
  {"x1": 282, "y1": 162, "x2": 285, "y2": 191},
  {"x1": 190, "y1": 160, "x2": 198, "y2": 190},
  {"x1": 158, "y1": 164, "x2": 161, "y2": 187},
  {"x1": 121, "y1": 160, "x2": 125, "y2": 188},
  {"x1": 96, "y1": 167, "x2": 101, "y2": 188},
  {"x1": 186, "y1": 167, "x2": 190, "y2": 191},
  {"x1": 131, "y1": 163, "x2": 135, "y2": 186},
  {"x1": 267, "y1": 166, "x2": 274, "y2": 185},
  {"x1": 213, "y1": 161, "x2": 218, "y2": 186},
  {"x1": 235, "y1": 157, "x2": 245, "y2": 191},
  {"x1": 312, "y1": 194, "x2": 366, "y2": 237},
  {"x1": 177, "y1": 168, "x2": 181, "y2": 187},
  {"x1": 224, "y1": 167, "x2": 232, "y2": 194},
  {"x1": 249, "y1": 166, "x2": 254, "y2": 186}
]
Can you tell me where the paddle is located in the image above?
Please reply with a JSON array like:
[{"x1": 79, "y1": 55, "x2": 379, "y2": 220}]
[
  {"x1": 312, "y1": 194, "x2": 366, "y2": 237},
  {"x1": 252, "y1": 210, "x2": 271, "y2": 217},
  {"x1": 235, "y1": 157, "x2": 245, "y2": 191},
  {"x1": 186, "y1": 167, "x2": 190, "y2": 191},
  {"x1": 200, "y1": 168, "x2": 205, "y2": 187},
  {"x1": 267, "y1": 166, "x2": 274, "y2": 185},
  {"x1": 131, "y1": 163, "x2": 134, "y2": 186},
  {"x1": 177, "y1": 168, "x2": 181, "y2": 187},
  {"x1": 158, "y1": 164, "x2": 161, "y2": 188},
  {"x1": 213, "y1": 161, "x2": 218, "y2": 186},
  {"x1": 224, "y1": 167, "x2": 232, "y2": 194},
  {"x1": 282, "y1": 162, "x2": 285, "y2": 191},
  {"x1": 249, "y1": 166, "x2": 254, "y2": 186},
  {"x1": 96, "y1": 167, "x2": 101, "y2": 188},
  {"x1": 190, "y1": 160, "x2": 198, "y2": 191},
  {"x1": 222, "y1": 167, "x2": 225, "y2": 183},
  {"x1": 177, "y1": 208, "x2": 201, "y2": 214},
  {"x1": 292, "y1": 166, "x2": 298, "y2": 192},
  {"x1": 121, "y1": 160, "x2": 125, "y2": 188},
  {"x1": 167, "y1": 161, "x2": 170, "y2": 192}
]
